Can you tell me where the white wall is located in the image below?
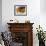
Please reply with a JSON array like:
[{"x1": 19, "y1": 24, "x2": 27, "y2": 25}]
[
  {"x1": 40, "y1": 0, "x2": 46, "y2": 31},
  {"x1": 40, "y1": 0, "x2": 46, "y2": 13},
  {"x1": 0, "y1": 0, "x2": 2, "y2": 32}
]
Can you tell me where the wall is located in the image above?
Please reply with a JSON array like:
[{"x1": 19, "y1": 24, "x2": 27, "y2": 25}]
[
  {"x1": 40, "y1": 0, "x2": 46, "y2": 31},
  {"x1": 2, "y1": 0, "x2": 46, "y2": 46},
  {"x1": 40, "y1": 0, "x2": 46, "y2": 13},
  {"x1": 0, "y1": 0, "x2": 2, "y2": 32}
]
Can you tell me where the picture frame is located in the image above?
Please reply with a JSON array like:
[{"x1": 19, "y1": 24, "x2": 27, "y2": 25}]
[{"x1": 14, "y1": 5, "x2": 27, "y2": 16}]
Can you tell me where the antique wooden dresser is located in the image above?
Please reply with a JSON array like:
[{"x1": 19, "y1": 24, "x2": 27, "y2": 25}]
[{"x1": 7, "y1": 23, "x2": 34, "y2": 46}]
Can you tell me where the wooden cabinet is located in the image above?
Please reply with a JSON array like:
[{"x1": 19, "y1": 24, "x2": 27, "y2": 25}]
[{"x1": 7, "y1": 23, "x2": 34, "y2": 46}]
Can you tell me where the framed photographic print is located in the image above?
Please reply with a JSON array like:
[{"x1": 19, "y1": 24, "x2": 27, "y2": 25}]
[{"x1": 14, "y1": 5, "x2": 27, "y2": 16}]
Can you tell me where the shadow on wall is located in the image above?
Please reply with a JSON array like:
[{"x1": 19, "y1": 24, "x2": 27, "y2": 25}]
[
  {"x1": 40, "y1": 0, "x2": 46, "y2": 14},
  {"x1": 0, "y1": 0, "x2": 2, "y2": 32}
]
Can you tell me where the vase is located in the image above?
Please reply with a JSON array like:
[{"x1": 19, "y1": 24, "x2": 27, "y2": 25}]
[{"x1": 39, "y1": 40, "x2": 45, "y2": 46}]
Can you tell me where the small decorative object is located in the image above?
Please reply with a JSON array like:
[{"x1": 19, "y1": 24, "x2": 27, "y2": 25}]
[
  {"x1": 9, "y1": 19, "x2": 19, "y2": 23},
  {"x1": 14, "y1": 5, "x2": 27, "y2": 16},
  {"x1": 36, "y1": 25, "x2": 45, "y2": 46},
  {"x1": 10, "y1": 20, "x2": 13, "y2": 21},
  {"x1": 25, "y1": 20, "x2": 30, "y2": 23}
]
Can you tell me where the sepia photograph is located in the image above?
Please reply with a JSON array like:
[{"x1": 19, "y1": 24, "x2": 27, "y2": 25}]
[{"x1": 14, "y1": 5, "x2": 27, "y2": 16}]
